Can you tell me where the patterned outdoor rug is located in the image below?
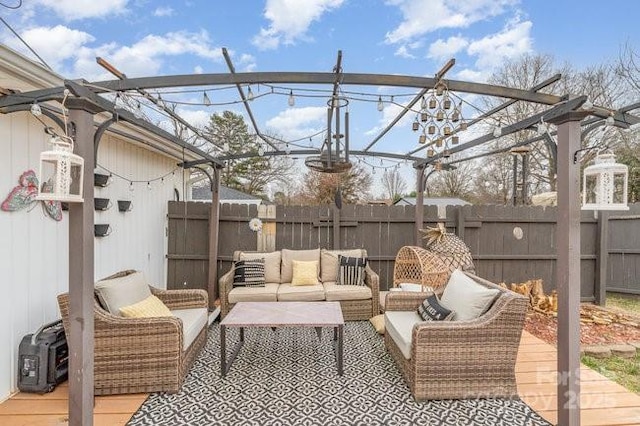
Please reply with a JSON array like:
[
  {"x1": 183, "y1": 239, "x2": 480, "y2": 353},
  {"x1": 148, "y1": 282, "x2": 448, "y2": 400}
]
[{"x1": 128, "y1": 321, "x2": 551, "y2": 426}]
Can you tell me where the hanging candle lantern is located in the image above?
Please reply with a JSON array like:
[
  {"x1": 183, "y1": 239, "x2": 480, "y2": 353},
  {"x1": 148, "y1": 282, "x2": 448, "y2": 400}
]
[
  {"x1": 428, "y1": 95, "x2": 437, "y2": 109},
  {"x1": 412, "y1": 117, "x2": 419, "y2": 131},
  {"x1": 36, "y1": 135, "x2": 84, "y2": 202},
  {"x1": 582, "y1": 153, "x2": 628, "y2": 211},
  {"x1": 420, "y1": 112, "x2": 429, "y2": 122}
]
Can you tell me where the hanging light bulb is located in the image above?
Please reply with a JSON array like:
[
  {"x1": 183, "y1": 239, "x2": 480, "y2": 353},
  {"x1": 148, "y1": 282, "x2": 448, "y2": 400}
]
[
  {"x1": 147, "y1": 181, "x2": 152, "y2": 191},
  {"x1": 30, "y1": 101, "x2": 42, "y2": 117},
  {"x1": 285, "y1": 144, "x2": 291, "y2": 155},
  {"x1": 420, "y1": 96, "x2": 427, "y2": 110},
  {"x1": 161, "y1": 177, "x2": 165, "y2": 185},
  {"x1": 223, "y1": 142, "x2": 230, "y2": 151},
  {"x1": 379, "y1": 158, "x2": 383, "y2": 166},
  {"x1": 288, "y1": 90, "x2": 296, "y2": 106},
  {"x1": 377, "y1": 96, "x2": 384, "y2": 112},
  {"x1": 133, "y1": 101, "x2": 143, "y2": 119},
  {"x1": 372, "y1": 166, "x2": 376, "y2": 175},
  {"x1": 115, "y1": 93, "x2": 125, "y2": 109},
  {"x1": 247, "y1": 85, "x2": 254, "y2": 101},
  {"x1": 582, "y1": 98, "x2": 594, "y2": 111},
  {"x1": 203, "y1": 91, "x2": 212, "y2": 106},
  {"x1": 493, "y1": 126, "x2": 502, "y2": 138},
  {"x1": 157, "y1": 94, "x2": 165, "y2": 109},
  {"x1": 257, "y1": 146, "x2": 264, "y2": 157},
  {"x1": 129, "y1": 182, "x2": 134, "y2": 192},
  {"x1": 605, "y1": 114, "x2": 615, "y2": 126}
]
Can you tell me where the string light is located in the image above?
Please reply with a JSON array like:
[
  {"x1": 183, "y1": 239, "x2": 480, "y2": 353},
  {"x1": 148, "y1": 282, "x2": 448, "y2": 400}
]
[
  {"x1": 257, "y1": 146, "x2": 264, "y2": 157},
  {"x1": 247, "y1": 85, "x2": 254, "y2": 101},
  {"x1": 129, "y1": 182, "x2": 134, "y2": 192},
  {"x1": 493, "y1": 126, "x2": 502, "y2": 138},
  {"x1": 203, "y1": 91, "x2": 211, "y2": 106},
  {"x1": 377, "y1": 96, "x2": 384, "y2": 112},
  {"x1": 288, "y1": 90, "x2": 295, "y2": 107},
  {"x1": 605, "y1": 114, "x2": 615, "y2": 126},
  {"x1": 285, "y1": 144, "x2": 291, "y2": 155},
  {"x1": 30, "y1": 101, "x2": 42, "y2": 116},
  {"x1": 133, "y1": 101, "x2": 143, "y2": 119}
]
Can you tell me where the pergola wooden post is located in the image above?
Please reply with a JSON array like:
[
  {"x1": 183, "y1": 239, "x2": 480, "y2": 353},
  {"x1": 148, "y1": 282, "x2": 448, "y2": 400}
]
[
  {"x1": 207, "y1": 165, "x2": 222, "y2": 310},
  {"x1": 414, "y1": 164, "x2": 426, "y2": 245},
  {"x1": 550, "y1": 109, "x2": 589, "y2": 426},
  {"x1": 67, "y1": 100, "x2": 99, "y2": 426}
]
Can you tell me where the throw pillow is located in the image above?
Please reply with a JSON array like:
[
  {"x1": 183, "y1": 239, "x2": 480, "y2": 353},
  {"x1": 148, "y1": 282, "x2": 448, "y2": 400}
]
[
  {"x1": 417, "y1": 293, "x2": 454, "y2": 321},
  {"x1": 369, "y1": 314, "x2": 385, "y2": 334},
  {"x1": 440, "y1": 270, "x2": 501, "y2": 321},
  {"x1": 94, "y1": 270, "x2": 152, "y2": 316},
  {"x1": 398, "y1": 282, "x2": 433, "y2": 292},
  {"x1": 337, "y1": 255, "x2": 367, "y2": 286},
  {"x1": 119, "y1": 295, "x2": 173, "y2": 318},
  {"x1": 233, "y1": 259, "x2": 266, "y2": 287},
  {"x1": 291, "y1": 260, "x2": 319, "y2": 286}
]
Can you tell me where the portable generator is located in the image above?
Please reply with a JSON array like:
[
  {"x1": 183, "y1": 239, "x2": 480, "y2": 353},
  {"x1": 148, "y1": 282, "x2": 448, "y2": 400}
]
[{"x1": 18, "y1": 319, "x2": 68, "y2": 393}]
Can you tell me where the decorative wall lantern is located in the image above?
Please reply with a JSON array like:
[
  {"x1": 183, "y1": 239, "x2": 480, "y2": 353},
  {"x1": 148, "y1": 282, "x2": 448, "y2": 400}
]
[
  {"x1": 581, "y1": 153, "x2": 628, "y2": 211},
  {"x1": 36, "y1": 135, "x2": 84, "y2": 203}
]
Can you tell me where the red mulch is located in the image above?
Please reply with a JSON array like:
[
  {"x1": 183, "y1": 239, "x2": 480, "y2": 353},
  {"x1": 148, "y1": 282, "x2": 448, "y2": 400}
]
[{"x1": 524, "y1": 306, "x2": 640, "y2": 346}]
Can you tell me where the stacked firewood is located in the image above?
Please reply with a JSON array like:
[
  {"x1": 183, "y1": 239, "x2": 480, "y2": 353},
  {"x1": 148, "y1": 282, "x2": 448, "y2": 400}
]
[{"x1": 499, "y1": 279, "x2": 639, "y2": 327}]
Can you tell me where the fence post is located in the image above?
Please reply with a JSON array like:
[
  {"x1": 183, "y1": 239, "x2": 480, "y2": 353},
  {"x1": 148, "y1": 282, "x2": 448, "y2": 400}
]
[
  {"x1": 333, "y1": 205, "x2": 341, "y2": 249},
  {"x1": 455, "y1": 206, "x2": 465, "y2": 241},
  {"x1": 594, "y1": 211, "x2": 609, "y2": 306},
  {"x1": 258, "y1": 204, "x2": 277, "y2": 252}
]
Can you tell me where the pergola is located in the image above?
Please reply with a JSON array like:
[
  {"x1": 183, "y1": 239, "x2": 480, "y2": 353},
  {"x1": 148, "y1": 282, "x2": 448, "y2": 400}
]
[{"x1": 1, "y1": 49, "x2": 639, "y2": 426}]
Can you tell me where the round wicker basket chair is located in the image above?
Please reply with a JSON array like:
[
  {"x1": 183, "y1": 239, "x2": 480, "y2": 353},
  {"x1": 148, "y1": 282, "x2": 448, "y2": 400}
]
[{"x1": 392, "y1": 246, "x2": 450, "y2": 291}]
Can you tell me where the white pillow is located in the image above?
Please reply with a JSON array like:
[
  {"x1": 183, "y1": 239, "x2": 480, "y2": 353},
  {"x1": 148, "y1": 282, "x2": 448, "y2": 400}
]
[
  {"x1": 398, "y1": 283, "x2": 433, "y2": 292},
  {"x1": 440, "y1": 270, "x2": 500, "y2": 321}
]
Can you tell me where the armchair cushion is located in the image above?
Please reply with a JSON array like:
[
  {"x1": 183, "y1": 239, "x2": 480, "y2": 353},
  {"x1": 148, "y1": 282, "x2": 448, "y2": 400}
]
[
  {"x1": 320, "y1": 249, "x2": 365, "y2": 282},
  {"x1": 440, "y1": 270, "x2": 500, "y2": 321},
  {"x1": 281, "y1": 248, "x2": 320, "y2": 283},
  {"x1": 95, "y1": 271, "x2": 151, "y2": 315},
  {"x1": 239, "y1": 251, "x2": 281, "y2": 283},
  {"x1": 291, "y1": 260, "x2": 320, "y2": 286},
  {"x1": 417, "y1": 293, "x2": 454, "y2": 321},
  {"x1": 172, "y1": 308, "x2": 208, "y2": 350},
  {"x1": 119, "y1": 295, "x2": 173, "y2": 318},
  {"x1": 384, "y1": 310, "x2": 422, "y2": 359},
  {"x1": 337, "y1": 255, "x2": 367, "y2": 286}
]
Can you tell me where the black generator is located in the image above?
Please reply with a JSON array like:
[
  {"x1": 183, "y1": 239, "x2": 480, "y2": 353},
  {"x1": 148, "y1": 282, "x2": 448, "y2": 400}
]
[{"x1": 18, "y1": 319, "x2": 68, "y2": 393}]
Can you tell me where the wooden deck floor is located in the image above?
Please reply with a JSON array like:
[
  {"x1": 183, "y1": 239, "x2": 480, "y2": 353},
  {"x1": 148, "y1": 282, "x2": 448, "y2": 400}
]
[{"x1": 1, "y1": 331, "x2": 639, "y2": 425}]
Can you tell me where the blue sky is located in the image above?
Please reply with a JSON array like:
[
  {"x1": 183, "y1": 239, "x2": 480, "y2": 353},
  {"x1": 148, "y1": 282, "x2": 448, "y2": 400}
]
[{"x1": 1, "y1": 0, "x2": 638, "y2": 195}]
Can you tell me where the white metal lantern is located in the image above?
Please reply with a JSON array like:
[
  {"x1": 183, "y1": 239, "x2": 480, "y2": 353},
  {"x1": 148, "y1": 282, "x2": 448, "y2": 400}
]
[
  {"x1": 581, "y1": 153, "x2": 628, "y2": 211},
  {"x1": 36, "y1": 135, "x2": 84, "y2": 202}
]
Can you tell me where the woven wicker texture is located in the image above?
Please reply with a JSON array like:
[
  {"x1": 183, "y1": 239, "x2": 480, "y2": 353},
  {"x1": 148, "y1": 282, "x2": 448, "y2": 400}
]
[
  {"x1": 384, "y1": 273, "x2": 528, "y2": 400},
  {"x1": 57, "y1": 270, "x2": 209, "y2": 395},
  {"x1": 420, "y1": 223, "x2": 475, "y2": 274},
  {"x1": 392, "y1": 246, "x2": 450, "y2": 290}
]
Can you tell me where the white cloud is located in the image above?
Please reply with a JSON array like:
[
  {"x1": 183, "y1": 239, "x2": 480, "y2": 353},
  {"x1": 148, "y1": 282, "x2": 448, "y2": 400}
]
[
  {"x1": 456, "y1": 68, "x2": 488, "y2": 82},
  {"x1": 394, "y1": 46, "x2": 415, "y2": 59},
  {"x1": 194, "y1": 65, "x2": 204, "y2": 74},
  {"x1": 178, "y1": 109, "x2": 211, "y2": 128},
  {"x1": 252, "y1": 0, "x2": 345, "y2": 50},
  {"x1": 467, "y1": 19, "x2": 532, "y2": 69},
  {"x1": 384, "y1": 0, "x2": 517, "y2": 44},
  {"x1": 37, "y1": 0, "x2": 129, "y2": 21},
  {"x1": 365, "y1": 99, "x2": 413, "y2": 136},
  {"x1": 427, "y1": 36, "x2": 469, "y2": 61},
  {"x1": 18, "y1": 25, "x2": 95, "y2": 70},
  {"x1": 237, "y1": 53, "x2": 257, "y2": 72},
  {"x1": 153, "y1": 6, "x2": 174, "y2": 17},
  {"x1": 265, "y1": 106, "x2": 326, "y2": 139}
]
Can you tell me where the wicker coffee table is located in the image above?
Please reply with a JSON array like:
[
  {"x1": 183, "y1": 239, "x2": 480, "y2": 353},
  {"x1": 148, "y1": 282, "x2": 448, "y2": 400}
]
[{"x1": 220, "y1": 301, "x2": 345, "y2": 376}]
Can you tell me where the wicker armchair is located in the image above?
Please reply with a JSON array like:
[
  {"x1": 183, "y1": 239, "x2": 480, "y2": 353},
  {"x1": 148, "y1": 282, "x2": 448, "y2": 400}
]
[
  {"x1": 384, "y1": 272, "x2": 527, "y2": 401},
  {"x1": 57, "y1": 270, "x2": 208, "y2": 395}
]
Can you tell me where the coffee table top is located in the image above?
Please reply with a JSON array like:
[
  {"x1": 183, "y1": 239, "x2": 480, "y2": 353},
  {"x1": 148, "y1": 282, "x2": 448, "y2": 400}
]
[{"x1": 221, "y1": 302, "x2": 344, "y2": 327}]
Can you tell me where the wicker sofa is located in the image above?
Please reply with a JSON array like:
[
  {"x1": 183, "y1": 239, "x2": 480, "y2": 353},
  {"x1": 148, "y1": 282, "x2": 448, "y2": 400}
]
[
  {"x1": 57, "y1": 270, "x2": 208, "y2": 395},
  {"x1": 219, "y1": 248, "x2": 379, "y2": 320},
  {"x1": 384, "y1": 271, "x2": 528, "y2": 401}
]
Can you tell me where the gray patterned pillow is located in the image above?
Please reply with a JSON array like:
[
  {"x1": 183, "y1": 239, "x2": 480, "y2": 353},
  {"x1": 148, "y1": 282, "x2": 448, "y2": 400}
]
[
  {"x1": 417, "y1": 293, "x2": 454, "y2": 321},
  {"x1": 233, "y1": 259, "x2": 265, "y2": 287}
]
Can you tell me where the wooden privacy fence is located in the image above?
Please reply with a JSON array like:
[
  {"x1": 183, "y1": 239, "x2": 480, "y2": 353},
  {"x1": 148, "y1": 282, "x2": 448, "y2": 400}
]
[{"x1": 166, "y1": 201, "x2": 640, "y2": 303}]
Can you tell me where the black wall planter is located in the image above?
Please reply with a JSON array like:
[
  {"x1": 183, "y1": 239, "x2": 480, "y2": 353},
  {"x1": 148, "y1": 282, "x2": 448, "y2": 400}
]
[
  {"x1": 117, "y1": 200, "x2": 132, "y2": 212},
  {"x1": 94, "y1": 198, "x2": 111, "y2": 211},
  {"x1": 94, "y1": 173, "x2": 110, "y2": 187},
  {"x1": 94, "y1": 224, "x2": 111, "y2": 237}
]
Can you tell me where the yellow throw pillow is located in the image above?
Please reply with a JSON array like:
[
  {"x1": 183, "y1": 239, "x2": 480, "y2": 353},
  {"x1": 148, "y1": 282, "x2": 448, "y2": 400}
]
[
  {"x1": 291, "y1": 260, "x2": 319, "y2": 286},
  {"x1": 369, "y1": 314, "x2": 385, "y2": 334},
  {"x1": 119, "y1": 295, "x2": 173, "y2": 318}
]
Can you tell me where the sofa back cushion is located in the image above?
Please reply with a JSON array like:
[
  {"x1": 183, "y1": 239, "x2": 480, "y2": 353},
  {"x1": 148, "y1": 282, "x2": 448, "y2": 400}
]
[
  {"x1": 95, "y1": 270, "x2": 152, "y2": 316},
  {"x1": 440, "y1": 270, "x2": 500, "y2": 321},
  {"x1": 320, "y1": 249, "x2": 366, "y2": 282},
  {"x1": 281, "y1": 248, "x2": 320, "y2": 283},
  {"x1": 238, "y1": 251, "x2": 282, "y2": 283}
]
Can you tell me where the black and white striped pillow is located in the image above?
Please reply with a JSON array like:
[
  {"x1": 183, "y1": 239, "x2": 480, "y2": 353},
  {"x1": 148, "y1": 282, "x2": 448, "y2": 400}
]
[
  {"x1": 233, "y1": 259, "x2": 266, "y2": 287},
  {"x1": 337, "y1": 255, "x2": 367, "y2": 286}
]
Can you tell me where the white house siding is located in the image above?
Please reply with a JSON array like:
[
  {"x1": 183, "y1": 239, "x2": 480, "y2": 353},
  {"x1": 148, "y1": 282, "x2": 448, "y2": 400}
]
[{"x1": 0, "y1": 111, "x2": 186, "y2": 401}]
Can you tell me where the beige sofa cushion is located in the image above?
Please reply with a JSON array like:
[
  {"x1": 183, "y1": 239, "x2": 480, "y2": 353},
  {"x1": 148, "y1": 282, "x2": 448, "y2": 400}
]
[
  {"x1": 323, "y1": 281, "x2": 372, "y2": 301},
  {"x1": 384, "y1": 310, "x2": 422, "y2": 360},
  {"x1": 277, "y1": 283, "x2": 325, "y2": 301},
  {"x1": 228, "y1": 283, "x2": 279, "y2": 303},
  {"x1": 239, "y1": 251, "x2": 282, "y2": 283},
  {"x1": 320, "y1": 249, "x2": 365, "y2": 282},
  {"x1": 281, "y1": 248, "x2": 320, "y2": 283},
  {"x1": 95, "y1": 271, "x2": 152, "y2": 316},
  {"x1": 172, "y1": 308, "x2": 208, "y2": 351}
]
